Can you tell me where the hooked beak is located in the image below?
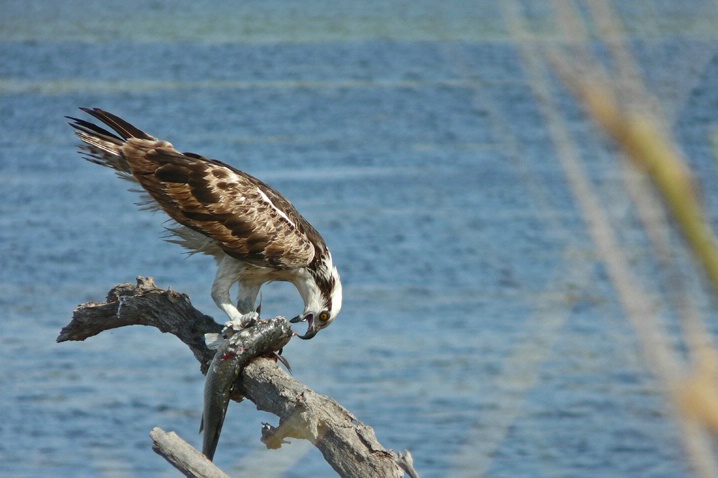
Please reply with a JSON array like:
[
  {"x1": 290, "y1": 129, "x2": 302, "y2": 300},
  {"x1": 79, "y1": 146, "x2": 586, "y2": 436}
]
[{"x1": 290, "y1": 314, "x2": 318, "y2": 340}]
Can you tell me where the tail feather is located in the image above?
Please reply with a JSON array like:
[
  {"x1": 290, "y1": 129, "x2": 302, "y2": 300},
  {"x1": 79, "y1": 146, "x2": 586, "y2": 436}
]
[
  {"x1": 66, "y1": 116, "x2": 124, "y2": 142},
  {"x1": 68, "y1": 107, "x2": 222, "y2": 256},
  {"x1": 78, "y1": 107, "x2": 155, "y2": 141},
  {"x1": 73, "y1": 129, "x2": 133, "y2": 175},
  {"x1": 67, "y1": 107, "x2": 155, "y2": 176}
]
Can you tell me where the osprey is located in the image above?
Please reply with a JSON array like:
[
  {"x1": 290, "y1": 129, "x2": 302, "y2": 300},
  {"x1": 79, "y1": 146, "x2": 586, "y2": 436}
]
[{"x1": 68, "y1": 108, "x2": 342, "y2": 339}]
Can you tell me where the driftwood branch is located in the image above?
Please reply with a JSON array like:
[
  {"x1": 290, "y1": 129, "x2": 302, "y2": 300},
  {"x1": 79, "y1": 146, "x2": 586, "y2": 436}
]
[
  {"x1": 150, "y1": 427, "x2": 230, "y2": 478},
  {"x1": 59, "y1": 277, "x2": 416, "y2": 478}
]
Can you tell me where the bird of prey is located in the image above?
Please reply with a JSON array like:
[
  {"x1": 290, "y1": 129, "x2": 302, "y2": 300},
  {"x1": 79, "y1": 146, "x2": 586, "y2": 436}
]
[{"x1": 67, "y1": 108, "x2": 342, "y2": 339}]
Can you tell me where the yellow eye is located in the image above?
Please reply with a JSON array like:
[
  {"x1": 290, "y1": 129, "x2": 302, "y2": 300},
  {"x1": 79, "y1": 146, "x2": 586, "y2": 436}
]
[{"x1": 318, "y1": 311, "x2": 330, "y2": 321}]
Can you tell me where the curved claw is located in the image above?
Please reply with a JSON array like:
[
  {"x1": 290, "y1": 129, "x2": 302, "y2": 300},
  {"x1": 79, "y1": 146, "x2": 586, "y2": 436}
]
[{"x1": 275, "y1": 352, "x2": 292, "y2": 372}]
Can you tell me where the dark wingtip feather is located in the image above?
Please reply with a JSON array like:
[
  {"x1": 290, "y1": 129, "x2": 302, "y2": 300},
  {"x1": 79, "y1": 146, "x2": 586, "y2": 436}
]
[
  {"x1": 76, "y1": 107, "x2": 154, "y2": 141},
  {"x1": 67, "y1": 115, "x2": 125, "y2": 143}
]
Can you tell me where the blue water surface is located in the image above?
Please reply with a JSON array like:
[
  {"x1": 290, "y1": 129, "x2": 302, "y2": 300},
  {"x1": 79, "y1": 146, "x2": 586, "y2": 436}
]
[{"x1": 3, "y1": 1, "x2": 718, "y2": 477}]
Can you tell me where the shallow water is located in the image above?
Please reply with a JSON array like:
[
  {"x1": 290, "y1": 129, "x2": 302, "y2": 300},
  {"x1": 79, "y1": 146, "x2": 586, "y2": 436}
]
[{"x1": 3, "y1": 1, "x2": 718, "y2": 477}]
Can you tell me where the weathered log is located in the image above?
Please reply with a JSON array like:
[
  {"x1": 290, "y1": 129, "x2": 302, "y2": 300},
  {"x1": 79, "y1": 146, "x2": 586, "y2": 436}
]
[{"x1": 59, "y1": 276, "x2": 417, "y2": 478}]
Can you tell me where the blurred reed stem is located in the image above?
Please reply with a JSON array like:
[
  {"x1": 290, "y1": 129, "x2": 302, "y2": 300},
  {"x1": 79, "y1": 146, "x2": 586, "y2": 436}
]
[{"x1": 562, "y1": 71, "x2": 718, "y2": 303}]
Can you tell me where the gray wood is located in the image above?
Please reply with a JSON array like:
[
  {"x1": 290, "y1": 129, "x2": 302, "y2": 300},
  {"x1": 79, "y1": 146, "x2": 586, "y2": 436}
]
[
  {"x1": 59, "y1": 276, "x2": 417, "y2": 478},
  {"x1": 150, "y1": 427, "x2": 231, "y2": 478}
]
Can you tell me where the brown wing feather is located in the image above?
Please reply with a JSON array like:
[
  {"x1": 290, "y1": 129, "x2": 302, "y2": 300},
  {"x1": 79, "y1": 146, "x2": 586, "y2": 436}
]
[
  {"x1": 121, "y1": 142, "x2": 316, "y2": 269},
  {"x1": 70, "y1": 108, "x2": 321, "y2": 269}
]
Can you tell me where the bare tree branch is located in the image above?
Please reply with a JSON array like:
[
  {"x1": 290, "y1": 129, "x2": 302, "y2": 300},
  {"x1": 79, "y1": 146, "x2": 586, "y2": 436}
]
[
  {"x1": 150, "y1": 427, "x2": 231, "y2": 478},
  {"x1": 59, "y1": 277, "x2": 417, "y2": 478}
]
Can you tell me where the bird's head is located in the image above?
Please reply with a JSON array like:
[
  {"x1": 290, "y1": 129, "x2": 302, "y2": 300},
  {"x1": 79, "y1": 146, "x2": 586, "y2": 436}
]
[{"x1": 291, "y1": 260, "x2": 342, "y2": 340}]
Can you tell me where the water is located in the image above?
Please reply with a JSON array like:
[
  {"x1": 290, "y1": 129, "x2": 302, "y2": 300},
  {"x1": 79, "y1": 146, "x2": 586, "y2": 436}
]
[{"x1": 3, "y1": 1, "x2": 718, "y2": 477}]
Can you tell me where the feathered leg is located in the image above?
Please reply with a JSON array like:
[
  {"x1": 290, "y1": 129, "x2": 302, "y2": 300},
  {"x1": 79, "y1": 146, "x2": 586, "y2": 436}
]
[{"x1": 210, "y1": 256, "x2": 259, "y2": 327}]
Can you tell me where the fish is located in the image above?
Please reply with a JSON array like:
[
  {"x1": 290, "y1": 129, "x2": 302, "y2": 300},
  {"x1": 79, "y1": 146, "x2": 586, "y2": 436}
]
[{"x1": 200, "y1": 317, "x2": 293, "y2": 460}]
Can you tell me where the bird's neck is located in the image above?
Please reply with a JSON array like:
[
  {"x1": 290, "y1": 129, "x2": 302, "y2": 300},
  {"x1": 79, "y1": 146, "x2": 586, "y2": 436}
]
[{"x1": 293, "y1": 269, "x2": 326, "y2": 313}]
